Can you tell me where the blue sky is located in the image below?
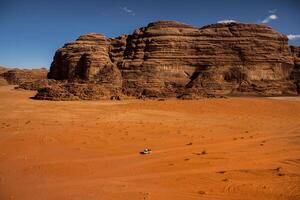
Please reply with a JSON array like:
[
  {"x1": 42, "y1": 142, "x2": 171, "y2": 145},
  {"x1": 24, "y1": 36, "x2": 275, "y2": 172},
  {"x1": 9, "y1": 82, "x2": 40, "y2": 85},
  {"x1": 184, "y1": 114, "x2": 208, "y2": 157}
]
[{"x1": 1, "y1": 0, "x2": 300, "y2": 68}]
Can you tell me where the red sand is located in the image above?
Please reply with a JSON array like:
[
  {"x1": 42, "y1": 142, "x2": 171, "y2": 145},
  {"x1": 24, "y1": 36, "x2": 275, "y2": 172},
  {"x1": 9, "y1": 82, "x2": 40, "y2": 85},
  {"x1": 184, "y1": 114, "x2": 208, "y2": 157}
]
[{"x1": 0, "y1": 86, "x2": 300, "y2": 200}]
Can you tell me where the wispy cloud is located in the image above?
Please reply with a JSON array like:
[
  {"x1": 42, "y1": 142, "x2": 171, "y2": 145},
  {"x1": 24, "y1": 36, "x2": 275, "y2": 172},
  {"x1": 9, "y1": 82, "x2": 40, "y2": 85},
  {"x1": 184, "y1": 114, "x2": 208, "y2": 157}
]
[
  {"x1": 287, "y1": 34, "x2": 300, "y2": 40},
  {"x1": 268, "y1": 9, "x2": 277, "y2": 14},
  {"x1": 261, "y1": 14, "x2": 278, "y2": 23},
  {"x1": 217, "y1": 20, "x2": 237, "y2": 24},
  {"x1": 261, "y1": 9, "x2": 278, "y2": 23},
  {"x1": 121, "y1": 6, "x2": 135, "y2": 16}
]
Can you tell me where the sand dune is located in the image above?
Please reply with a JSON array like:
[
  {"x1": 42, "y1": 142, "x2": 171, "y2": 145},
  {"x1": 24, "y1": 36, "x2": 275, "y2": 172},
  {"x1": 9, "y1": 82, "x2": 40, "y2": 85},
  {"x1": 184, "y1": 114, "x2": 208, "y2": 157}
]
[{"x1": 0, "y1": 86, "x2": 300, "y2": 200}]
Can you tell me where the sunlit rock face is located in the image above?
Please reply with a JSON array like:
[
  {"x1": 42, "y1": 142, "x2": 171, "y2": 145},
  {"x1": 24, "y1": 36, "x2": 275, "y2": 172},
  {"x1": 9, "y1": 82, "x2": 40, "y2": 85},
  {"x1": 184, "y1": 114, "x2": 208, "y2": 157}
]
[{"x1": 44, "y1": 21, "x2": 299, "y2": 100}]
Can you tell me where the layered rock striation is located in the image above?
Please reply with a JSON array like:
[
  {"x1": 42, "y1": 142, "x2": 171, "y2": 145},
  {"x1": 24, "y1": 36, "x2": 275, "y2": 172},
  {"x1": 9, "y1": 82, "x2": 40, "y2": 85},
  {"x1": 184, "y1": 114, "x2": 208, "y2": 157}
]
[
  {"x1": 48, "y1": 33, "x2": 122, "y2": 87},
  {"x1": 38, "y1": 21, "x2": 300, "y2": 100}
]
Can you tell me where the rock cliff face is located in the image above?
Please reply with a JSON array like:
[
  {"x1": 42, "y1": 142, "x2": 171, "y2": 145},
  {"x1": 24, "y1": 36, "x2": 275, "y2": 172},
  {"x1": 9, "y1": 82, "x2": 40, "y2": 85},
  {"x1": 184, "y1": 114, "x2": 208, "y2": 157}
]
[
  {"x1": 48, "y1": 33, "x2": 122, "y2": 87},
  {"x1": 42, "y1": 33, "x2": 122, "y2": 100},
  {"x1": 290, "y1": 46, "x2": 300, "y2": 93},
  {"x1": 39, "y1": 21, "x2": 299, "y2": 100}
]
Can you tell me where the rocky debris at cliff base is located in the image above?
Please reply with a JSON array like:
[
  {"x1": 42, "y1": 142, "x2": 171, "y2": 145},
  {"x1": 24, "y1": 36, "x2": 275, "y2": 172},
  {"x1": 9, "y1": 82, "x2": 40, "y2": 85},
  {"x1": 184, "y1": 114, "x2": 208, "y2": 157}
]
[
  {"x1": 176, "y1": 93, "x2": 226, "y2": 100},
  {"x1": 15, "y1": 79, "x2": 57, "y2": 91},
  {"x1": 33, "y1": 82, "x2": 123, "y2": 101},
  {"x1": 33, "y1": 84, "x2": 79, "y2": 101}
]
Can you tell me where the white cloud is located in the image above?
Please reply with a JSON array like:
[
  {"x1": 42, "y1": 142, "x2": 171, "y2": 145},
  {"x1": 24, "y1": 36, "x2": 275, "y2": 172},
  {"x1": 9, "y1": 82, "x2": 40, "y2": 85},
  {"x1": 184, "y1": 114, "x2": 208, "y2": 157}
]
[
  {"x1": 287, "y1": 34, "x2": 300, "y2": 40},
  {"x1": 121, "y1": 6, "x2": 135, "y2": 16},
  {"x1": 261, "y1": 14, "x2": 278, "y2": 23},
  {"x1": 217, "y1": 20, "x2": 237, "y2": 24}
]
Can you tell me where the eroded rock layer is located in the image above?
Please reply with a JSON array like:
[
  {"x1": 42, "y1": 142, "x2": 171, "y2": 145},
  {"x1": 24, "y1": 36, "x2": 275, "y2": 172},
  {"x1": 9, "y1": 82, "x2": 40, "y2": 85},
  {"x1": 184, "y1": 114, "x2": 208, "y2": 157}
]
[{"x1": 41, "y1": 21, "x2": 300, "y2": 100}]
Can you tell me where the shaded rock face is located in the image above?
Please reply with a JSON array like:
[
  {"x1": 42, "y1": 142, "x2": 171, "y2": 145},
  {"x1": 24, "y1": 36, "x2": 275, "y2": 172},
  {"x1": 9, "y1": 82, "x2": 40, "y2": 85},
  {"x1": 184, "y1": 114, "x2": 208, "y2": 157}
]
[
  {"x1": 290, "y1": 46, "x2": 300, "y2": 93},
  {"x1": 43, "y1": 21, "x2": 299, "y2": 100}
]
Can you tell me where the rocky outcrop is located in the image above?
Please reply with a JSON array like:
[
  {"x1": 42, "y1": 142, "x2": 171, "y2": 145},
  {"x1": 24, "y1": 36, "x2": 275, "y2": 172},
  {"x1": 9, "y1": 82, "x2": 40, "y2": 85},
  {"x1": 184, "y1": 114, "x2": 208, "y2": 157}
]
[
  {"x1": 48, "y1": 33, "x2": 122, "y2": 87},
  {"x1": 0, "y1": 67, "x2": 48, "y2": 89},
  {"x1": 0, "y1": 66, "x2": 9, "y2": 86},
  {"x1": 38, "y1": 21, "x2": 300, "y2": 100},
  {"x1": 45, "y1": 33, "x2": 122, "y2": 100},
  {"x1": 1, "y1": 68, "x2": 48, "y2": 85}
]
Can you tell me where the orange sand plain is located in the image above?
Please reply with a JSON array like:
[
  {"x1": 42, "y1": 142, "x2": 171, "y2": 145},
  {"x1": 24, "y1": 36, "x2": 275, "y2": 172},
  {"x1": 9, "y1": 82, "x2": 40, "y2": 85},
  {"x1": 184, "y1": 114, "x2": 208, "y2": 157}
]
[{"x1": 0, "y1": 86, "x2": 300, "y2": 200}]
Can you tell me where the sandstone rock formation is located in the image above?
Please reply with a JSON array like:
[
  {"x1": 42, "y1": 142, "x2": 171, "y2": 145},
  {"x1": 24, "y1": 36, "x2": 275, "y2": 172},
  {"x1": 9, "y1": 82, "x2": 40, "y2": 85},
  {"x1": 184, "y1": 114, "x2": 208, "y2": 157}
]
[
  {"x1": 37, "y1": 21, "x2": 300, "y2": 100},
  {"x1": 290, "y1": 46, "x2": 300, "y2": 93},
  {"x1": 38, "y1": 33, "x2": 122, "y2": 100},
  {"x1": 0, "y1": 67, "x2": 48, "y2": 89},
  {"x1": 48, "y1": 33, "x2": 122, "y2": 87},
  {"x1": 0, "y1": 66, "x2": 9, "y2": 86}
]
